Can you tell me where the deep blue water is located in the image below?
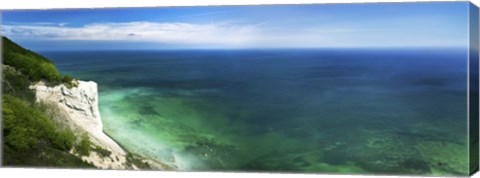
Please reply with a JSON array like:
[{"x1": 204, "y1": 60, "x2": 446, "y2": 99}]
[{"x1": 41, "y1": 49, "x2": 469, "y2": 175}]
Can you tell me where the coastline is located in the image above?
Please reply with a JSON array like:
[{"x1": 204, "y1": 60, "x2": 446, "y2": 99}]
[
  {"x1": 101, "y1": 129, "x2": 175, "y2": 170},
  {"x1": 31, "y1": 80, "x2": 170, "y2": 170}
]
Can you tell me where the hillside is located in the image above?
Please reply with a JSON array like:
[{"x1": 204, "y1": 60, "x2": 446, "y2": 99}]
[
  {"x1": 2, "y1": 36, "x2": 92, "y2": 168},
  {"x1": 2, "y1": 37, "x2": 166, "y2": 170},
  {"x1": 2, "y1": 37, "x2": 77, "y2": 100}
]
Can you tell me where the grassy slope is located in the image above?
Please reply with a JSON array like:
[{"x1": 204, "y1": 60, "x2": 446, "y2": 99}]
[{"x1": 2, "y1": 36, "x2": 94, "y2": 168}]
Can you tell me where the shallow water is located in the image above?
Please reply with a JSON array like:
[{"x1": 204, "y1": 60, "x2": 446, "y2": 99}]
[{"x1": 42, "y1": 49, "x2": 469, "y2": 175}]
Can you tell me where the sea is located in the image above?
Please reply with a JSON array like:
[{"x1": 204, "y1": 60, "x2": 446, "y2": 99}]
[{"x1": 40, "y1": 48, "x2": 469, "y2": 175}]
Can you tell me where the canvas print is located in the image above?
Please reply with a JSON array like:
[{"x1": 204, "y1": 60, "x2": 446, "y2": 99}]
[{"x1": 1, "y1": 1, "x2": 479, "y2": 176}]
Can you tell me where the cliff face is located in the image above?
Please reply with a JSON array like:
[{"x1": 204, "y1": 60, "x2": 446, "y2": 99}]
[
  {"x1": 3, "y1": 36, "x2": 164, "y2": 169},
  {"x1": 31, "y1": 81, "x2": 129, "y2": 169},
  {"x1": 31, "y1": 80, "x2": 169, "y2": 170}
]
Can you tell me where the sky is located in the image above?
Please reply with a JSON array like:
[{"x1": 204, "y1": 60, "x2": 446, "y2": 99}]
[{"x1": 0, "y1": 2, "x2": 471, "y2": 50}]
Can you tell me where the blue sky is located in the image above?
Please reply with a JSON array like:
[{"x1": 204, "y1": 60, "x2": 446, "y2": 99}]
[{"x1": 1, "y1": 2, "x2": 470, "y2": 50}]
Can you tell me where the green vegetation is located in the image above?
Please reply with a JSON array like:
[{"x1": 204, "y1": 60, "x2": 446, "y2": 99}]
[
  {"x1": 3, "y1": 95, "x2": 72, "y2": 151},
  {"x1": 93, "y1": 145, "x2": 112, "y2": 158},
  {"x1": 3, "y1": 66, "x2": 35, "y2": 102},
  {"x1": 52, "y1": 130, "x2": 76, "y2": 151},
  {"x1": 2, "y1": 36, "x2": 78, "y2": 88},
  {"x1": 62, "y1": 75, "x2": 79, "y2": 89},
  {"x1": 125, "y1": 152, "x2": 151, "y2": 169},
  {"x1": 76, "y1": 134, "x2": 92, "y2": 156},
  {"x1": 3, "y1": 143, "x2": 93, "y2": 168},
  {"x1": 2, "y1": 95, "x2": 92, "y2": 167},
  {"x1": 3, "y1": 37, "x2": 61, "y2": 83},
  {"x1": 2, "y1": 36, "x2": 93, "y2": 168}
]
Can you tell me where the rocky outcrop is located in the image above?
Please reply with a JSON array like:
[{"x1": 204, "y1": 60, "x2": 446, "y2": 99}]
[
  {"x1": 32, "y1": 81, "x2": 129, "y2": 169},
  {"x1": 31, "y1": 80, "x2": 168, "y2": 170}
]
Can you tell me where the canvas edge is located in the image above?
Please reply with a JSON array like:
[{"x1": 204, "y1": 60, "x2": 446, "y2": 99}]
[
  {"x1": 0, "y1": 11, "x2": 4, "y2": 168},
  {"x1": 469, "y1": 1, "x2": 480, "y2": 177},
  {"x1": 0, "y1": 1, "x2": 477, "y2": 176}
]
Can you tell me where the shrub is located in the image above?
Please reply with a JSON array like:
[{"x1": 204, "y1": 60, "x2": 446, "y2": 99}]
[
  {"x1": 126, "y1": 152, "x2": 151, "y2": 169},
  {"x1": 62, "y1": 75, "x2": 73, "y2": 84},
  {"x1": 62, "y1": 75, "x2": 79, "y2": 89},
  {"x1": 2, "y1": 67, "x2": 35, "y2": 102},
  {"x1": 94, "y1": 146, "x2": 112, "y2": 158},
  {"x1": 2, "y1": 37, "x2": 62, "y2": 83},
  {"x1": 52, "y1": 130, "x2": 75, "y2": 151},
  {"x1": 77, "y1": 134, "x2": 91, "y2": 156},
  {"x1": 2, "y1": 95, "x2": 54, "y2": 151},
  {"x1": 2, "y1": 95, "x2": 76, "y2": 152},
  {"x1": 4, "y1": 126, "x2": 36, "y2": 151}
]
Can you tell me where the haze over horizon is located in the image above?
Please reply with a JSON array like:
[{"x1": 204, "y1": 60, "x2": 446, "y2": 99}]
[{"x1": 1, "y1": 2, "x2": 470, "y2": 51}]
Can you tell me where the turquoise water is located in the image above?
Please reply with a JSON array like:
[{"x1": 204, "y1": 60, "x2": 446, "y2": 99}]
[{"x1": 42, "y1": 49, "x2": 469, "y2": 175}]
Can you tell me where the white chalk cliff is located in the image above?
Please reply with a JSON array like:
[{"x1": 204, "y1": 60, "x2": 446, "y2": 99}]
[
  {"x1": 31, "y1": 80, "x2": 168, "y2": 170},
  {"x1": 32, "y1": 81, "x2": 129, "y2": 169}
]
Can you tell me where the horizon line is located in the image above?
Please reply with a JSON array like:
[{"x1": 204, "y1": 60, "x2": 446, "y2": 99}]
[{"x1": 34, "y1": 46, "x2": 469, "y2": 52}]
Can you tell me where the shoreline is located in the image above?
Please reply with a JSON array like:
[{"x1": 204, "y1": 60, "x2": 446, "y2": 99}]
[
  {"x1": 100, "y1": 113, "x2": 175, "y2": 171},
  {"x1": 31, "y1": 80, "x2": 171, "y2": 170}
]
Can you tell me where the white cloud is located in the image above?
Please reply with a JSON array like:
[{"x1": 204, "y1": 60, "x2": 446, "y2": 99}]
[
  {"x1": 2, "y1": 21, "x2": 261, "y2": 47},
  {"x1": 1, "y1": 21, "x2": 466, "y2": 48}
]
